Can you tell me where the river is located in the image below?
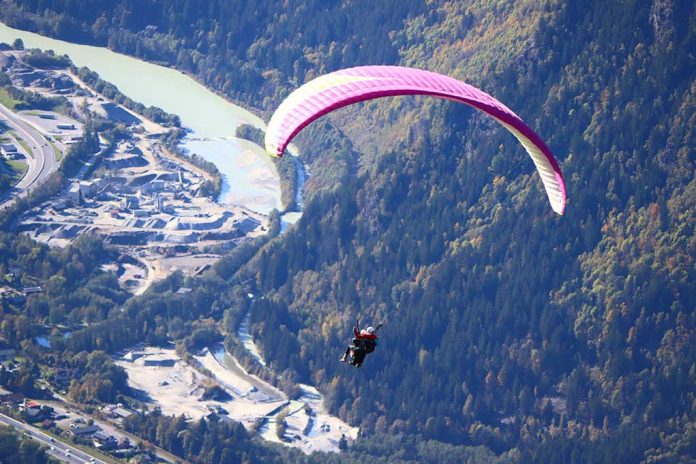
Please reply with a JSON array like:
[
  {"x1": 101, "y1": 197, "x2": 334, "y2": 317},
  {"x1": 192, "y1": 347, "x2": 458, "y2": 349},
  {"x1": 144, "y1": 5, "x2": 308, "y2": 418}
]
[{"x1": 0, "y1": 22, "x2": 281, "y2": 214}]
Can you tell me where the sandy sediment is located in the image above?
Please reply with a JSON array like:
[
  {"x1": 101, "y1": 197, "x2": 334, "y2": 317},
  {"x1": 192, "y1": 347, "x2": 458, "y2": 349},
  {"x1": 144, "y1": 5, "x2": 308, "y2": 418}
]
[
  {"x1": 116, "y1": 347, "x2": 284, "y2": 425},
  {"x1": 117, "y1": 345, "x2": 358, "y2": 453}
]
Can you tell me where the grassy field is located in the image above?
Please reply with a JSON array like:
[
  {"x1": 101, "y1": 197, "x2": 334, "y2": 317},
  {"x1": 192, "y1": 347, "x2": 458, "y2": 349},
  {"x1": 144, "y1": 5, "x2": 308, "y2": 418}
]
[
  {"x1": 8, "y1": 131, "x2": 32, "y2": 157},
  {"x1": 49, "y1": 140, "x2": 62, "y2": 161},
  {"x1": 6, "y1": 159, "x2": 28, "y2": 182},
  {"x1": 0, "y1": 88, "x2": 21, "y2": 111},
  {"x1": 0, "y1": 158, "x2": 28, "y2": 194}
]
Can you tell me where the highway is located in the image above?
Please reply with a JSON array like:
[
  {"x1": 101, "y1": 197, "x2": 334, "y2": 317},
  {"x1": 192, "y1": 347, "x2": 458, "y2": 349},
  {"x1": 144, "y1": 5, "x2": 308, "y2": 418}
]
[
  {"x1": 0, "y1": 102, "x2": 59, "y2": 209},
  {"x1": 44, "y1": 401, "x2": 184, "y2": 464},
  {"x1": 0, "y1": 412, "x2": 104, "y2": 464}
]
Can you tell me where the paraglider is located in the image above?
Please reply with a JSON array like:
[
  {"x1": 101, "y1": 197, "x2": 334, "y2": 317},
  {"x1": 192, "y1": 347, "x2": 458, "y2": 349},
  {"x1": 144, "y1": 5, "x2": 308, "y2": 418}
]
[
  {"x1": 264, "y1": 66, "x2": 567, "y2": 368},
  {"x1": 265, "y1": 65, "x2": 566, "y2": 215},
  {"x1": 340, "y1": 319, "x2": 382, "y2": 368}
]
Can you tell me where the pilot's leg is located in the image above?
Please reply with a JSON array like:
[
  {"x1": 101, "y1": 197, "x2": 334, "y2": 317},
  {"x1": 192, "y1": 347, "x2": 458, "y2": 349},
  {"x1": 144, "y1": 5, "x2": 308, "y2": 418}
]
[
  {"x1": 349, "y1": 348, "x2": 358, "y2": 366},
  {"x1": 340, "y1": 346, "x2": 350, "y2": 362}
]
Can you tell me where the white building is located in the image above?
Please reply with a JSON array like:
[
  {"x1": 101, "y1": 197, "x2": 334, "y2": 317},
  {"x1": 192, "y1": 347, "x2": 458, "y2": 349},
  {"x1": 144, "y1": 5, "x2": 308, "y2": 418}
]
[
  {"x1": 79, "y1": 180, "x2": 97, "y2": 198},
  {"x1": 122, "y1": 195, "x2": 139, "y2": 209},
  {"x1": 67, "y1": 184, "x2": 81, "y2": 205},
  {"x1": 0, "y1": 143, "x2": 18, "y2": 157}
]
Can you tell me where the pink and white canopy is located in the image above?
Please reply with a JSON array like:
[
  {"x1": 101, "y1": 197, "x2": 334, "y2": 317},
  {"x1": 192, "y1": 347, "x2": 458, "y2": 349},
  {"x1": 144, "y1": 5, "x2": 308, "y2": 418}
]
[{"x1": 264, "y1": 65, "x2": 566, "y2": 214}]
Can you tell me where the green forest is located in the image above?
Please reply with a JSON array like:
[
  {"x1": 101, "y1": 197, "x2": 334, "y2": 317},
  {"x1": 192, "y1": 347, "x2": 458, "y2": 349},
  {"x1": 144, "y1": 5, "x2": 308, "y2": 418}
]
[
  {"x1": 0, "y1": 0, "x2": 694, "y2": 463},
  {"x1": 0, "y1": 425, "x2": 53, "y2": 463}
]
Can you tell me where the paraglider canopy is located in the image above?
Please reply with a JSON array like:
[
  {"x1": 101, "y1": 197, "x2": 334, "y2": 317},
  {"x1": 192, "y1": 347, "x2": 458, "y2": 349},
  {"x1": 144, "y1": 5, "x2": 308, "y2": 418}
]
[{"x1": 264, "y1": 65, "x2": 566, "y2": 215}]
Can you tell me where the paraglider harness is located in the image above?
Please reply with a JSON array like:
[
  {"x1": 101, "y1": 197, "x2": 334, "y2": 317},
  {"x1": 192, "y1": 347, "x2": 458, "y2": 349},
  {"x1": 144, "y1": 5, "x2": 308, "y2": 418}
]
[{"x1": 342, "y1": 319, "x2": 382, "y2": 368}]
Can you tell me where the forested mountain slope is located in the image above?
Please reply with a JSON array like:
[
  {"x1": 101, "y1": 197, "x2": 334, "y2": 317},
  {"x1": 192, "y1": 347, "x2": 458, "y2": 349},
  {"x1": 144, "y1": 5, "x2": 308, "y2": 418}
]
[{"x1": 1, "y1": 0, "x2": 694, "y2": 462}]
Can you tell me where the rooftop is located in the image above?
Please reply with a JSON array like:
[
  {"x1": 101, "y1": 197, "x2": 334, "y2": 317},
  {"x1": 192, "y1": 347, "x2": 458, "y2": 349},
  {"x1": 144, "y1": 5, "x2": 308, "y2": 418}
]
[
  {"x1": 0, "y1": 143, "x2": 18, "y2": 153},
  {"x1": 72, "y1": 425, "x2": 100, "y2": 435}
]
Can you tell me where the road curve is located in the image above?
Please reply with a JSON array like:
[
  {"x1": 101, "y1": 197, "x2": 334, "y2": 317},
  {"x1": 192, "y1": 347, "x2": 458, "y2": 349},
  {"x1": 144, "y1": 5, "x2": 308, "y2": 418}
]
[
  {"x1": 0, "y1": 412, "x2": 106, "y2": 464},
  {"x1": 0, "y1": 103, "x2": 59, "y2": 209}
]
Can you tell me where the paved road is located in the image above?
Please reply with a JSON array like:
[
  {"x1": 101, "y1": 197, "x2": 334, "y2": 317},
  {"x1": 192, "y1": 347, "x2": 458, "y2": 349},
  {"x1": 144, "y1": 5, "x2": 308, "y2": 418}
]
[
  {"x1": 41, "y1": 400, "x2": 185, "y2": 464},
  {"x1": 0, "y1": 103, "x2": 59, "y2": 209},
  {"x1": 0, "y1": 412, "x2": 104, "y2": 464}
]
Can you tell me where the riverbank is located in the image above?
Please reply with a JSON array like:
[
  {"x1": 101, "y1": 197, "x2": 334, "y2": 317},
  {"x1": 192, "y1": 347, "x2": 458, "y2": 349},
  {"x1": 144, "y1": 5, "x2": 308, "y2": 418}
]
[
  {"x1": 0, "y1": 21, "x2": 330, "y2": 454},
  {"x1": 2, "y1": 47, "x2": 268, "y2": 295},
  {"x1": 232, "y1": 314, "x2": 357, "y2": 452},
  {"x1": 0, "y1": 21, "x2": 281, "y2": 214}
]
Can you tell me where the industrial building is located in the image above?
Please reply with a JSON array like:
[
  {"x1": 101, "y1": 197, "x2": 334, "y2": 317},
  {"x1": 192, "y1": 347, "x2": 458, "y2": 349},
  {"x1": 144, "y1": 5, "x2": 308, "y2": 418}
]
[
  {"x1": 0, "y1": 143, "x2": 19, "y2": 158},
  {"x1": 67, "y1": 183, "x2": 81, "y2": 205}
]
